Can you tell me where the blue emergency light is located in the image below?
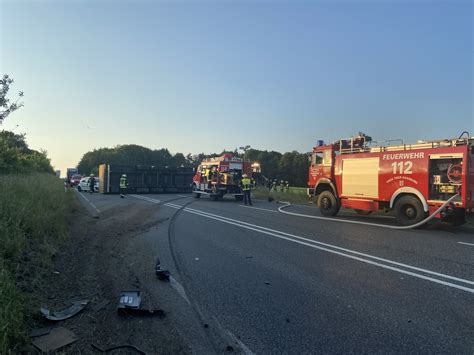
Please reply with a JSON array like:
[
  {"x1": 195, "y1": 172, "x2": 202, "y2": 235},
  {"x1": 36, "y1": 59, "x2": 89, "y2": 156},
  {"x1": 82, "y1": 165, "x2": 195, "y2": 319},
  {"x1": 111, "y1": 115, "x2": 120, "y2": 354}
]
[{"x1": 316, "y1": 140, "x2": 325, "y2": 147}]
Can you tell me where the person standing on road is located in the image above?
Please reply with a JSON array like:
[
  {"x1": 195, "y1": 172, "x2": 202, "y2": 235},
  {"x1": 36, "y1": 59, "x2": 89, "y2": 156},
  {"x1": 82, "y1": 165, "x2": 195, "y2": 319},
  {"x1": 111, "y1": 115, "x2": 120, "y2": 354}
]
[
  {"x1": 120, "y1": 174, "x2": 128, "y2": 198},
  {"x1": 89, "y1": 174, "x2": 96, "y2": 194},
  {"x1": 240, "y1": 174, "x2": 253, "y2": 206}
]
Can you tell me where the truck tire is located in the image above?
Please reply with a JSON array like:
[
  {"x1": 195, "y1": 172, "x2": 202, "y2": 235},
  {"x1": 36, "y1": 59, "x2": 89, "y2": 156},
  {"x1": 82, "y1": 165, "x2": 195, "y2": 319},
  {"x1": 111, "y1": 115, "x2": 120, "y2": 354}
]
[
  {"x1": 354, "y1": 209, "x2": 372, "y2": 215},
  {"x1": 394, "y1": 195, "x2": 426, "y2": 226},
  {"x1": 318, "y1": 191, "x2": 340, "y2": 216},
  {"x1": 192, "y1": 185, "x2": 200, "y2": 198}
]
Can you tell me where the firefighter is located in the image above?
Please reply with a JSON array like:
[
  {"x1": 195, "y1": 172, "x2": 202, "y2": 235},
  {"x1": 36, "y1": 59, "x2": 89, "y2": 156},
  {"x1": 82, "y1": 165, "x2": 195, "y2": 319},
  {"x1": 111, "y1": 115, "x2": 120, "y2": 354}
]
[
  {"x1": 240, "y1": 174, "x2": 252, "y2": 206},
  {"x1": 271, "y1": 179, "x2": 278, "y2": 191},
  {"x1": 89, "y1": 174, "x2": 96, "y2": 194},
  {"x1": 120, "y1": 174, "x2": 128, "y2": 198},
  {"x1": 251, "y1": 177, "x2": 257, "y2": 189},
  {"x1": 285, "y1": 180, "x2": 290, "y2": 192},
  {"x1": 280, "y1": 180, "x2": 285, "y2": 192}
]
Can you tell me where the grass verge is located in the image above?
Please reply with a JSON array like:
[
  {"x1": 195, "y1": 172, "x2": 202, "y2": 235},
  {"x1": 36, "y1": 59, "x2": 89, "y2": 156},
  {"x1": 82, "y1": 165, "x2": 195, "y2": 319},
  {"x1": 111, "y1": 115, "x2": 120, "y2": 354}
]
[
  {"x1": 0, "y1": 173, "x2": 75, "y2": 352},
  {"x1": 253, "y1": 186, "x2": 312, "y2": 205}
]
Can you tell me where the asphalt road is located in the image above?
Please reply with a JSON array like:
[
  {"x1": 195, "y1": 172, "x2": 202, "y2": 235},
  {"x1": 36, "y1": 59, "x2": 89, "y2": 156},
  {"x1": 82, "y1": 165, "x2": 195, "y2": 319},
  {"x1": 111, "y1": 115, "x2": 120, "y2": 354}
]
[{"x1": 78, "y1": 191, "x2": 474, "y2": 354}]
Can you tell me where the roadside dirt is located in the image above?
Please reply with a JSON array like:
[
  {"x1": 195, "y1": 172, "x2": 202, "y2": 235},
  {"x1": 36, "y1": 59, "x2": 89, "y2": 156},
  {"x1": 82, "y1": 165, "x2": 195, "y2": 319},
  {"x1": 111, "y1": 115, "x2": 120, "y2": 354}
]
[{"x1": 25, "y1": 200, "x2": 189, "y2": 354}]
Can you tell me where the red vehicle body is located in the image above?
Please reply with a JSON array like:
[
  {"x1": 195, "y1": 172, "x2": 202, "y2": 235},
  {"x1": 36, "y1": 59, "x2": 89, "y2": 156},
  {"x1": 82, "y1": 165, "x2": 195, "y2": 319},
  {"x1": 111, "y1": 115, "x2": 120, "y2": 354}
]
[
  {"x1": 70, "y1": 174, "x2": 83, "y2": 187},
  {"x1": 308, "y1": 134, "x2": 474, "y2": 226},
  {"x1": 192, "y1": 153, "x2": 252, "y2": 201}
]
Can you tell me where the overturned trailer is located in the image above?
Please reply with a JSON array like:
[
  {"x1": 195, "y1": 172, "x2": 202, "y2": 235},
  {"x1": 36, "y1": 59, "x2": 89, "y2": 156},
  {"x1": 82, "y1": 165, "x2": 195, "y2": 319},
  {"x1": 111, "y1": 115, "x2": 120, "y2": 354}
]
[{"x1": 98, "y1": 164, "x2": 194, "y2": 194}]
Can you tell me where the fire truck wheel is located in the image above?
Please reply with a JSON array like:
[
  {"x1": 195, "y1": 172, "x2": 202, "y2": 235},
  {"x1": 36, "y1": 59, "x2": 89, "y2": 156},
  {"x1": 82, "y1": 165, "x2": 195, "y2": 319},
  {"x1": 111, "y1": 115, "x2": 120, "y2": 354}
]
[
  {"x1": 354, "y1": 209, "x2": 372, "y2": 215},
  {"x1": 394, "y1": 195, "x2": 426, "y2": 226},
  {"x1": 318, "y1": 191, "x2": 341, "y2": 216},
  {"x1": 192, "y1": 185, "x2": 201, "y2": 198}
]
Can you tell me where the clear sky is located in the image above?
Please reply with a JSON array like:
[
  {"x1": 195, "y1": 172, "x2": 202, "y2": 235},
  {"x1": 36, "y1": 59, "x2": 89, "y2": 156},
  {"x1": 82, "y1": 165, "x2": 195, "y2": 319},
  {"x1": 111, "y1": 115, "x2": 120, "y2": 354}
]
[{"x1": 1, "y1": 0, "x2": 472, "y2": 175}]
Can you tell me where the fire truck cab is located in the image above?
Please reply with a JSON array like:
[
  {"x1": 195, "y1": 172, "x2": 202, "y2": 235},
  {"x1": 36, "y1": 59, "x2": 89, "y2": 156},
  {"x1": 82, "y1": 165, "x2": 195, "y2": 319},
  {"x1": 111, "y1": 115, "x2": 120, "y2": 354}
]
[
  {"x1": 308, "y1": 133, "x2": 474, "y2": 226},
  {"x1": 192, "y1": 153, "x2": 252, "y2": 201}
]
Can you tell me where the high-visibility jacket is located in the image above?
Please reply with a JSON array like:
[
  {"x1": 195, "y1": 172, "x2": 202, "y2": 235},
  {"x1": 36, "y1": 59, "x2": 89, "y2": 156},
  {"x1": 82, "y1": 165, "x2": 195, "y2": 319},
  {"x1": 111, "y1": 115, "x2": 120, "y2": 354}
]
[
  {"x1": 120, "y1": 177, "x2": 127, "y2": 188},
  {"x1": 241, "y1": 177, "x2": 252, "y2": 191}
]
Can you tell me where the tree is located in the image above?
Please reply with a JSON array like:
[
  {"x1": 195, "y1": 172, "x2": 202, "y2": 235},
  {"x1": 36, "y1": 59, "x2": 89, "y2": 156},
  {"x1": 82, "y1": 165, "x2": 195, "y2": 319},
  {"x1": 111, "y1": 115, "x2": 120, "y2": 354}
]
[{"x1": 0, "y1": 75, "x2": 24, "y2": 123}]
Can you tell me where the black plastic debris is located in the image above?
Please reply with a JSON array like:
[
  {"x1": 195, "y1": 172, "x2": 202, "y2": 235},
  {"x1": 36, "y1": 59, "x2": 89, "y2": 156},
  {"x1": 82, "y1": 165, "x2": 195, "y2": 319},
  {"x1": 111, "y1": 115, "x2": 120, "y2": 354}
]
[
  {"x1": 91, "y1": 344, "x2": 146, "y2": 354},
  {"x1": 117, "y1": 291, "x2": 165, "y2": 317},
  {"x1": 226, "y1": 345, "x2": 234, "y2": 352},
  {"x1": 264, "y1": 281, "x2": 271, "y2": 285},
  {"x1": 155, "y1": 258, "x2": 170, "y2": 281},
  {"x1": 156, "y1": 269, "x2": 170, "y2": 281},
  {"x1": 41, "y1": 300, "x2": 88, "y2": 321}
]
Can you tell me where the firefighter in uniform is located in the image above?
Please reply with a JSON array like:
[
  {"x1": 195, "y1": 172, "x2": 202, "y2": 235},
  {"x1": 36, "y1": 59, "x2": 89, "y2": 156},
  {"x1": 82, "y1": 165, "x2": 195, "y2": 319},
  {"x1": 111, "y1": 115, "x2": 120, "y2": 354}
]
[
  {"x1": 285, "y1": 180, "x2": 290, "y2": 192},
  {"x1": 240, "y1": 174, "x2": 252, "y2": 206},
  {"x1": 120, "y1": 174, "x2": 128, "y2": 198},
  {"x1": 280, "y1": 180, "x2": 285, "y2": 192},
  {"x1": 89, "y1": 174, "x2": 96, "y2": 194},
  {"x1": 271, "y1": 179, "x2": 278, "y2": 191}
]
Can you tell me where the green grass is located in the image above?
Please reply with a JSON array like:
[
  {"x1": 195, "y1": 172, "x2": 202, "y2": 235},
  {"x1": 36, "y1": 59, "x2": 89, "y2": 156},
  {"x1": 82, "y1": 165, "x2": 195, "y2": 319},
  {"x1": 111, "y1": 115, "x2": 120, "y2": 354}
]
[
  {"x1": 0, "y1": 173, "x2": 74, "y2": 353},
  {"x1": 253, "y1": 186, "x2": 313, "y2": 205}
]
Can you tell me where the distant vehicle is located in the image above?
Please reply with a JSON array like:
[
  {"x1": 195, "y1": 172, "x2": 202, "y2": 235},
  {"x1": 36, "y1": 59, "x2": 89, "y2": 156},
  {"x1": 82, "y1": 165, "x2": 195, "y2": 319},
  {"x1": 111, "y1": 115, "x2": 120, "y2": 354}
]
[
  {"x1": 77, "y1": 177, "x2": 99, "y2": 192},
  {"x1": 192, "y1": 153, "x2": 252, "y2": 201},
  {"x1": 66, "y1": 168, "x2": 78, "y2": 182},
  {"x1": 308, "y1": 132, "x2": 473, "y2": 226},
  {"x1": 70, "y1": 174, "x2": 83, "y2": 187}
]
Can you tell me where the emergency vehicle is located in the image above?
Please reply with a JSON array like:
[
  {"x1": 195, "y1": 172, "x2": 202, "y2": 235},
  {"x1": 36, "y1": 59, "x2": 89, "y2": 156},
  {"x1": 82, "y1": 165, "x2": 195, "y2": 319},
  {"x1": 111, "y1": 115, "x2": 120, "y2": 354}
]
[
  {"x1": 192, "y1": 153, "x2": 252, "y2": 201},
  {"x1": 308, "y1": 132, "x2": 473, "y2": 226}
]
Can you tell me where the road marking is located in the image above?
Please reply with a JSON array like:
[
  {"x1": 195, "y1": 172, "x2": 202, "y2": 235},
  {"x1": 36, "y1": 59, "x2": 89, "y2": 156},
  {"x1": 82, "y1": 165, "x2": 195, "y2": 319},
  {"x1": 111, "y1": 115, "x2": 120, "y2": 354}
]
[
  {"x1": 177, "y1": 194, "x2": 189, "y2": 198},
  {"x1": 183, "y1": 208, "x2": 474, "y2": 293},
  {"x1": 188, "y1": 207, "x2": 474, "y2": 286},
  {"x1": 238, "y1": 205, "x2": 278, "y2": 213},
  {"x1": 130, "y1": 194, "x2": 161, "y2": 203},
  {"x1": 458, "y1": 242, "x2": 474, "y2": 247},
  {"x1": 76, "y1": 190, "x2": 100, "y2": 213},
  {"x1": 147, "y1": 195, "x2": 474, "y2": 293}
]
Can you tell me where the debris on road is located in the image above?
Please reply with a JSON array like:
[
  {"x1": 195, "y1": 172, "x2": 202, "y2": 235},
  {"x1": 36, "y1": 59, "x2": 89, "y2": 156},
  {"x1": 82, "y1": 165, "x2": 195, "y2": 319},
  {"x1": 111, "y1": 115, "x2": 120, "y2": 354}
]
[
  {"x1": 29, "y1": 327, "x2": 52, "y2": 338},
  {"x1": 225, "y1": 345, "x2": 235, "y2": 352},
  {"x1": 117, "y1": 291, "x2": 165, "y2": 317},
  {"x1": 155, "y1": 258, "x2": 170, "y2": 281},
  {"x1": 41, "y1": 300, "x2": 88, "y2": 321},
  {"x1": 156, "y1": 269, "x2": 170, "y2": 281},
  {"x1": 245, "y1": 256, "x2": 253, "y2": 259},
  {"x1": 118, "y1": 291, "x2": 141, "y2": 310},
  {"x1": 264, "y1": 281, "x2": 270, "y2": 285},
  {"x1": 31, "y1": 327, "x2": 78, "y2": 352},
  {"x1": 91, "y1": 343, "x2": 146, "y2": 354},
  {"x1": 194, "y1": 257, "x2": 200, "y2": 261}
]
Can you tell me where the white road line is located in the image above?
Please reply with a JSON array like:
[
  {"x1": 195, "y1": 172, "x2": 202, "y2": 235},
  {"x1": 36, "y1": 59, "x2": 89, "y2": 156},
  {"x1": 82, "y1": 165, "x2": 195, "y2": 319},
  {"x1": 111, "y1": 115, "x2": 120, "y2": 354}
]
[
  {"x1": 143, "y1": 195, "x2": 474, "y2": 293},
  {"x1": 186, "y1": 207, "x2": 474, "y2": 286},
  {"x1": 177, "y1": 194, "x2": 189, "y2": 198},
  {"x1": 183, "y1": 208, "x2": 474, "y2": 294},
  {"x1": 130, "y1": 194, "x2": 161, "y2": 203},
  {"x1": 76, "y1": 191, "x2": 100, "y2": 213},
  {"x1": 458, "y1": 242, "x2": 474, "y2": 247},
  {"x1": 238, "y1": 205, "x2": 278, "y2": 213}
]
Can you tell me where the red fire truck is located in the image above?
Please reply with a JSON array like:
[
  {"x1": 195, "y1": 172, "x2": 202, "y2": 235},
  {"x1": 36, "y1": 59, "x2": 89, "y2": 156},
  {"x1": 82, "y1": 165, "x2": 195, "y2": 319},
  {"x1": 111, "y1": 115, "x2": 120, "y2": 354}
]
[
  {"x1": 192, "y1": 153, "x2": 253, "y2": 201},
  {"x1": 308, "y1": 132, "x2": 474, "y2": 226}
]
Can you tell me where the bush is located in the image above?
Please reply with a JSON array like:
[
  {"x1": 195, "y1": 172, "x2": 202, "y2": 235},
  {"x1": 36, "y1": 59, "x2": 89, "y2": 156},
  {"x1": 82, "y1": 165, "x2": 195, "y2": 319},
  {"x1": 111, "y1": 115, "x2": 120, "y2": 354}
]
[{"x1": 0, "y1": 173, "x2": 73, "y2": 352}]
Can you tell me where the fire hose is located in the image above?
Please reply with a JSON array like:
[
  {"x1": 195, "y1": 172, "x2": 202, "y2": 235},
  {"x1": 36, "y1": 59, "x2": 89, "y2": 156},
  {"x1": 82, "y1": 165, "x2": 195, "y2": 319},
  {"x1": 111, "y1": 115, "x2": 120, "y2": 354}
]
[{"x1": 277, "y1": 193, "x2": 460, "y2": 230}]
